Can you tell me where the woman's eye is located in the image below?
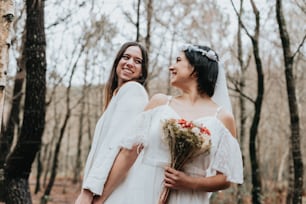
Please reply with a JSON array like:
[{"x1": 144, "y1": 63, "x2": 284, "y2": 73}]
[
  {"x1": 122, "y1": 55, "x2": 129, "y2": 60},
  {"x1": 135, "y1": 60, "x2": 142, "y2": 64}
]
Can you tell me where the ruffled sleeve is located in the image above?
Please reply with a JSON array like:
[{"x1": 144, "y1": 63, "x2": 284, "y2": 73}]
[
  {"x1": 119, "y1": 109, "x2": 153, "y2": 149},
  {"x1": 82, "y1": 81, "x2": 148, "y2": 195},
  {"x1": 209, "y1": 125, "x2": 244, "y2": 184}
]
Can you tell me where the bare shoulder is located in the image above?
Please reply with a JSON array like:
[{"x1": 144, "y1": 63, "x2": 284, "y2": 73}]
[
  {"x1": 144, "y1": 93, "x2": 169, "y2": 111},
  {"x1": 218, "y1": 108, "x2": 236, "y2": 138}
]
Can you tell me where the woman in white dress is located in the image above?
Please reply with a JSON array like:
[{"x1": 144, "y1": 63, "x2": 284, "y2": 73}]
[
  {"x1": 75, "y1": 42, "x2": 149, "y2": 204},
  {"x1": 94, "y1": 44, "x2": 243, "y2": 204}
]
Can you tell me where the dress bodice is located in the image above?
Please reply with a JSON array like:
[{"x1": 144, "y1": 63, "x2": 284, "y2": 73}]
[{"x1": 140, "y1": 104, "x2": 235, "y2": 177}]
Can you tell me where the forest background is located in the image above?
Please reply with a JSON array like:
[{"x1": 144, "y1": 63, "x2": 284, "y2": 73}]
[{"x1": 0, "y1": 0, "x2": 305, "y2": 203}]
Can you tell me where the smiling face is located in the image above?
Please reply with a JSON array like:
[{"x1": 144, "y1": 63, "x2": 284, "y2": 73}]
[
  {"x1": 169, "y1": 51, "x2": 195, "y2": 88},
  {"x1": 116, "y1": 46, "x2": 143, "y2": 86}
]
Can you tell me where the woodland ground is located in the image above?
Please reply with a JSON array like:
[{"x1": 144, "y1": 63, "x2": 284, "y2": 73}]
[
  {"x1": 30, "y1": 177, "x2": 81, "y2": 204},
  {"x1": 0, "y1": 177, "x2": 305, "y2": 204},
  {"x1": 29, "y1": 178, "x2": 305, "y2": 204}
]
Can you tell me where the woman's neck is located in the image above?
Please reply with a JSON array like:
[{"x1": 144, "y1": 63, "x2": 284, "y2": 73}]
[
  {"x1": 113, "y1": 81, "x2": 125, "y2": 96},
  {"x1": 177, "y1": 92, "x2": 210, "y2": 105}
]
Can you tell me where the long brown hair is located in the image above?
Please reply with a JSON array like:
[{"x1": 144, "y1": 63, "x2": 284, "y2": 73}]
[{"x1": 103, "y1": 42, "x2": 148, "y2": 111}]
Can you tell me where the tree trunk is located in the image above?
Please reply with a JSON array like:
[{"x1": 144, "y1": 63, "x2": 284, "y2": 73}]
[
  {"x1": 86, "y1": 89, "x2": 93, "y2": 152},
  {"x1": 41, "y1": 40, "x2": 83, "y2": 203},
  {"x1": 74, "y1": 100, "x2": 84, "y2": 183},
  {"x1": 248, "y1": 1, "x2": 264, "y2": 203},
  {"x1": 276, "y1": 1, "x2": 304, "y2": 203},
  {"x1": 4, "y1": 0, "x2": 46, "y2": 203},
  {"x1": 249, "y1": 34, "x2": 264, "y2": 204},
  {"x1": 236, "y1": 1, "x2": 247, "y2": 203},
  {"x1": 0, "y1": 0, "x2": 14, "y2": 200},
  {"x1": 166, "y1": 33, "x2": 175, "y2": 95},
  {"x1": 5, "y1": 177, "x2": 32, "y2": 204},
  {"x1": 73, "y1": 59, "x2": 88, "y2": 183},
  {"x1": 135, "y1": 0, "x2": 141, "y2": 42},
  {"x1": 0, "y1": 0, "x2": 14, "y2": 134},
  {"x1": 41, "y1": 109, "x2": 70, "y2": 204},
  {"x1": 286, "y1": 151, "x2": 294, "y2": 204},
  {"x1": 34, "y1": 151, "x2": 42, "y2": 194},
  {"x1": 145, "y1": 0, "x2": 152, "y2": 53},
  {"x1": 0, "y1": 28, "x2": 26, "y2": 169},
  {"x1": 43, "y1": 142, "x2": 53, "y2": 188},
  {"x1": 0, "y1": 70, "x2": 25, "y2": 167}
]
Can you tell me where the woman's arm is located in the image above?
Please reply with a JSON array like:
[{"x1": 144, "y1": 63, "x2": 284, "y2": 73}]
[
  {"x1": 75, "y1": 189, "x2": 94, "y2": 204},
  {"x1": 93, "y1": 144, "x2": 140, "y2": 204},
  {"x1": 163, "y1": 167, "x2": 230, "y2": 192}
]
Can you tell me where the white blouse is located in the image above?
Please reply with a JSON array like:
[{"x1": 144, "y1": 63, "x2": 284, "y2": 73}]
[{"x1": 82, "y1": 81, "x2": 148, "y2": 195}]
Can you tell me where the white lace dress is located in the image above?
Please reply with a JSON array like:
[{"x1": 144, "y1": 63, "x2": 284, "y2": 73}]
[
  {"x1": 81, "y1": 81, "x2": 148, "y2": 195},
  {"x1": 105, "y1": 103, "x2": 243, "y2": 204}
]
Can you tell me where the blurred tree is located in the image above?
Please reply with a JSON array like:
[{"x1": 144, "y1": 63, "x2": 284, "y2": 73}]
[
  {"x1": 41, "y1": 36, "x2": 83, "y2": 204},
  {"x1": 3, "y1": 0, "x2": 47, "y2": 203},
  {"x1": 231, "y1": 0, "x2": 264, "y2": 203},
  {"x1": 145, "y1": 0, "x2": 153, "y2": 53},
  {"x1": 276, "y1": 0, "x2": 305, "y2": 203},
  {"x1": 73, "y1": 50, "x2": 90, "y2": 184},
  {"x1": 0, "y1": 7, "x2": 26, "y2": 175},
  {"x1": 0, "y1": 0, "x2": 14, "y2": 134},
  {"x1": 229, "y1": 0, "x2": 252, "y2": 203},
  {"x1": 245, "y1": 1, "x2": 264, "y2": 203},
  {"x1": 136, "y1": 0, "x2": 141, "y2": 42},
  {"x1": 0, "y1": 0, "x2": 15, "y2": 201}
]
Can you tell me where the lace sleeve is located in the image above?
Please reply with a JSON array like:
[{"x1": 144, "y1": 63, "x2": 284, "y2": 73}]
[{"x1": 209, "y1": 127, "x2": 244, "y2": 184}]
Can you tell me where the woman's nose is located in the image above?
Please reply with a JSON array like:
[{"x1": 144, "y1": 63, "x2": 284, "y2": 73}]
[{"x1": 126, "y1": 58, "x2": 135, "y2": 67}]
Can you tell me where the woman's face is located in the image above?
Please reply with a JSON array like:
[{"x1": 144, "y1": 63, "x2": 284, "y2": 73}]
[
  {"x1": 116, "y1": 46, "x2": 143, "y2": 86},
  {"x1": 169, "y1": 51, "x2": 194, "y2": 87}
]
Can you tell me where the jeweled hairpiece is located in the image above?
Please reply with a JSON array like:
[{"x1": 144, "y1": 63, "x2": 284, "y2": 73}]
[{"x1": 180, "y1": 44, "x2": 218, "y2": 62}]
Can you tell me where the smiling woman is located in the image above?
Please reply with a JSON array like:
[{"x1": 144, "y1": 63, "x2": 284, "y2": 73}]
[
  {"x1": 102, "y1": 42, "x2": 148, "y2": 111},
  {"x1": 75, "y1": 41, "x2": 149, "y2": 204},
  {"x1": 115, "y1": 46, "x2": 144, "y2": 89}
]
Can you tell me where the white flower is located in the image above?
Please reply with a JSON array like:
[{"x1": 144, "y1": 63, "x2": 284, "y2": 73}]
[{"x1": 191, "y1": 127, "x2": 200, "y2": 135}]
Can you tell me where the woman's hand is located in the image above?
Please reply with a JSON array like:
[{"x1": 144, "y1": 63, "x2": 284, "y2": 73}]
[
  {"x1": 75, "y1": 189, "x2": 94, "y2": 204},
  {"x1": 92, "y1": 194, "x2": 106, "y2": 204},
  {"x1": 165, "y1": 168, "x2": 231, "y2": 192},
  {"x1": 163, "y1": 167, "x2": 196, "y2": 190}
]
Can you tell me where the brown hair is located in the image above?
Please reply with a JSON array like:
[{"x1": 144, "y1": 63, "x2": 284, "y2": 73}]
[{"x1": 103, "y1": 42, "x2": 148, "y2": 111}]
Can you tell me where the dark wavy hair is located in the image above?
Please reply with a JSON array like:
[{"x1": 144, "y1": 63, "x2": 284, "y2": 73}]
[
  {"x1": 183, "y1": 45, "x2": 219, "y2": 97},
  {"x1": 103, "y1": 42, "x2": 148, "y2": 110}
]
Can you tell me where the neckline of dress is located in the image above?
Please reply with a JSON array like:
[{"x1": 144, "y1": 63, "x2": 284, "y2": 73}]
[
  {"x1": 164, "y1": 104, "x2": 233, "y2": 137},
  {"x1": 165, "y1": 104, "x2": 216, "y2": 122}
]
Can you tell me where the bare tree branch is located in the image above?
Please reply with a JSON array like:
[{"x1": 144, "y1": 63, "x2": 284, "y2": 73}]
[
  {"x1": 292, "y1": 33, "x2": 306, "y2": 59},
  {"x1": 230, "y1": 0, "x2": 253, "y2": 39}
]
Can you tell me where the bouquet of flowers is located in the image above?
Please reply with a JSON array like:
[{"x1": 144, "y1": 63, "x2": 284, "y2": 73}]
[{"x1": 159, "y1": 118, "x2": 211, "y2": 204}]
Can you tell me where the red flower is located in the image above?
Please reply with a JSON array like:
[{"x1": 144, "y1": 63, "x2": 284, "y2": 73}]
[
  {"x1": 200, "y1": 127, "x2": 211, "y2": 135},
  {"x1": 184, "y1": 122, "x2": 194, "y2": 128},
  {"x1": 177, "y1": 119, "x2": 187, "y2": 125},
  {"x1": 177, "y1": 119, "x2": 194, "y2": 128}
]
